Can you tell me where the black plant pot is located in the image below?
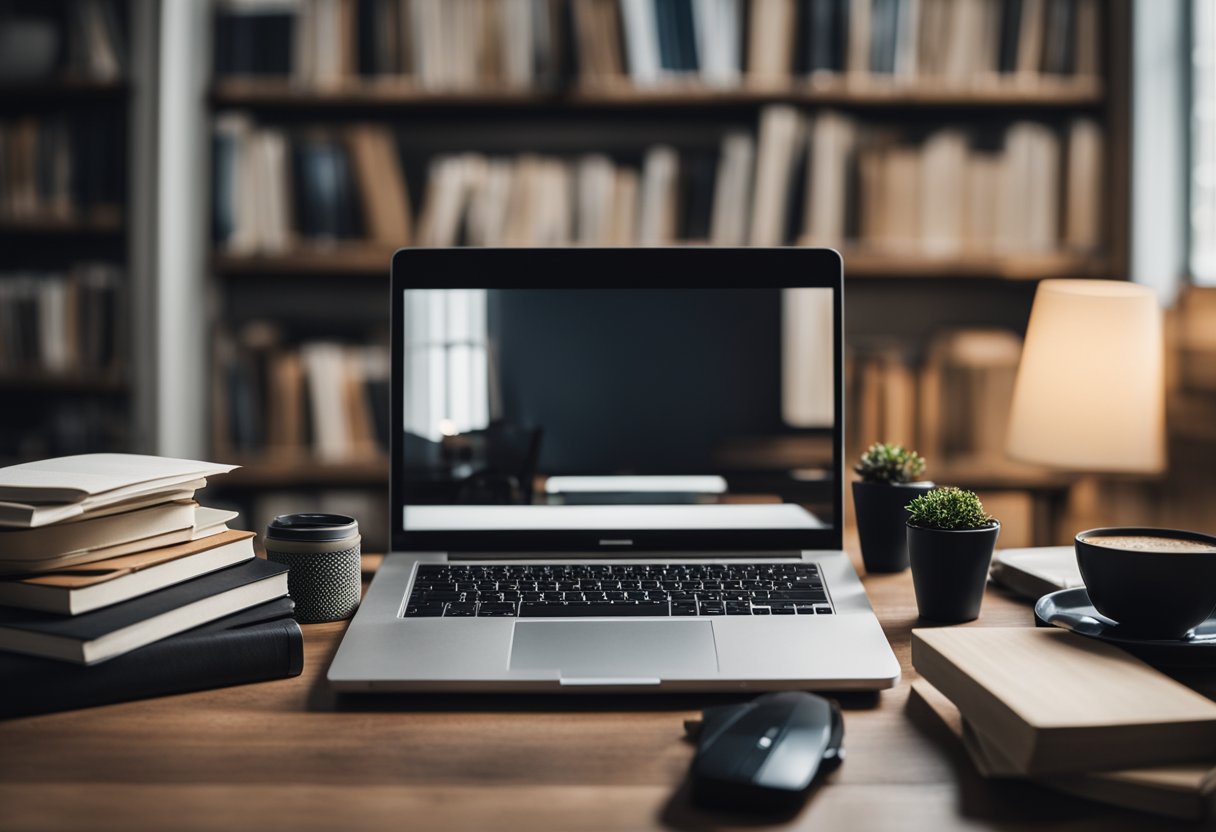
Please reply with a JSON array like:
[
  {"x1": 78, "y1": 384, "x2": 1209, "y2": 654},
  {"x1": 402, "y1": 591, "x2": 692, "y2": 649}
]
[
  {"x1": 852, "y1": 480, "x2": 935, "y2": 573},
  {"x1": 907, "y1": 521, "x2": 1001, "y2": 623}
]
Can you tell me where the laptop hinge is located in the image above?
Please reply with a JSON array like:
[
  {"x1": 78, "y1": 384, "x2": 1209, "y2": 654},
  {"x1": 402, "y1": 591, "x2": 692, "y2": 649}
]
[
  {"x1": 559, "y1": 677, "x2": 661, "y2": 686},
  {"x1": 447, "y1": 550, "x2": 806, "y2": 561}
]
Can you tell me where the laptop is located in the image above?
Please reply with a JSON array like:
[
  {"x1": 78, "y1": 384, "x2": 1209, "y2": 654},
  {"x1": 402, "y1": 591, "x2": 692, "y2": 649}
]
[{"x1": 328, "y1": 248, "x2": 900, "y2": 692}]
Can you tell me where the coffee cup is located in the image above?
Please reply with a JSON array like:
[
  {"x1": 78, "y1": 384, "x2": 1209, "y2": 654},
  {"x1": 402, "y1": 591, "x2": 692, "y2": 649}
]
[
  {"x1": 265, "y1": 513, "x2": 362, "y2": 624},
  {"x1": 1074, "y1": 527, "x2": 1216, "y2": 639}
]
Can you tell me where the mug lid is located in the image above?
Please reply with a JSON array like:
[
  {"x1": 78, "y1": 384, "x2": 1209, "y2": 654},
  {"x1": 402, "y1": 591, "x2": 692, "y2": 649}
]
[{"x1": 266, "y1": 513, "x2": 359, "y2": 542}]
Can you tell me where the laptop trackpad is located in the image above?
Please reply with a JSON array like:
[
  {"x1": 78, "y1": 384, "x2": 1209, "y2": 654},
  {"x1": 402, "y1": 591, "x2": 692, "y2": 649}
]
[{"x1": 509, "y1": 621, "x2": 718, "y2": 681}]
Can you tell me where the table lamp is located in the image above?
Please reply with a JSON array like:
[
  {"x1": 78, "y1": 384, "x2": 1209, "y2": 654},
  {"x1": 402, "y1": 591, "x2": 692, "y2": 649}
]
[{"x1": 1006, "y1": 279, "x2": 1165, "y2": 474}]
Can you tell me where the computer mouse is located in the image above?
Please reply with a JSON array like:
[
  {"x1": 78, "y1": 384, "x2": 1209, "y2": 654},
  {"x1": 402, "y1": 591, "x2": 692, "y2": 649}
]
[{"x1": 686, "y1": 691, "x2": 844, "y2": 813}]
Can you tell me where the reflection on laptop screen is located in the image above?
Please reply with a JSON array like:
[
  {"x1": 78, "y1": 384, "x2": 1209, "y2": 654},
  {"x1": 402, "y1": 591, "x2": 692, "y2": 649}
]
[{"x1": 398, "y1": 286, "x2": 837, "y2": 531}]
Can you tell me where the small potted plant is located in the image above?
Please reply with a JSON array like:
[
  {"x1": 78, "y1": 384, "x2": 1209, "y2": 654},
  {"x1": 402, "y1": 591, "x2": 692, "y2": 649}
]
[
  {"x1": 906, "y1": 487, "x2": 1001, "y2": 623},
  {"x1": 852, "y1": 443, "x2": 934, "y2": 573}
]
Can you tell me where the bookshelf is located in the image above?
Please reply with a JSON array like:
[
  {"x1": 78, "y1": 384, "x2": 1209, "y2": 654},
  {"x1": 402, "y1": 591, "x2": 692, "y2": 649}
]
[
  {"x1": 0, "y1": 1, "x2": 156, "y2": 466},
  {"x1": 205, "y1": 0, "x2": 1130, "y2": 547}
]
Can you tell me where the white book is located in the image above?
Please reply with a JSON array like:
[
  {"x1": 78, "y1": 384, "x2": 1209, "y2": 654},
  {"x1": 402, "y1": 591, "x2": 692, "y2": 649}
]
[
  {"x1": 749, "y1": 105, "x2": 804, "y2": 246},
  {"x1": 0, "y1": 480, "x2": 205, "y2": 529},
  {"x1": 710, "y1": 131, "x2": 754, "y2": 246},
  {"x1": 989, "y1": 546, "x2": 1083, "y2": 601},
  {"x1": 0, "y1": 501, "x2": 198, "y2": 562},
  {"x1": 637, "y1": 146, "x2": 679, "y2": 246},
  {"x1": 0, "y1": 454, "x2": 236, "y2": 505},
  {"x1": 919, "y1": 128, "x2": 968, "y2": 255},
  {"x1": 804, "y1": 111, "x2": 855, "y2": 245},
  {"x1": 620, "y1": 0, "x2": 662, "y2": 85},
  {"x1": 693, "y1": 0, "x2": 741, "y2": 87}
]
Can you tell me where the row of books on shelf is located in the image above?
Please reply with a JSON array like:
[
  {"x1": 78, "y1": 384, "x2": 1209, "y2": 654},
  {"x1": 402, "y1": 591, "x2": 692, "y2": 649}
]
[
  {"x1": 847, "y1": 327, "x2": 1022, "y2": 467},
  {"x1": 213, "y1": 108, "x2": 1103, "y2": 255},
  {"x1": 0, "y1": 1, "x2": 126, "y2": 84},
  {"x1": 213, "y1": 0, "x2": 1100, "y2": 92},
  {"x1": 0, "y1": 265, "x2": 122, "y2": 377},
  {"x1": 214, "y1": 328, "x2": 391, "y2": 464},
  {"x1": 0, "y1": 455, "x2": 303, "y2": 718},
  {"x1": 0, "y1": 116, "x2": 126, "y2": 222}
]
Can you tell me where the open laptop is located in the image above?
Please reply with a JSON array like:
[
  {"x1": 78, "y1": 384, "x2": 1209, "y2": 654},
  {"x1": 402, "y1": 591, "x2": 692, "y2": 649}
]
[{"x1": 328, "y1": 248, "x2": 899, "y2": 692}]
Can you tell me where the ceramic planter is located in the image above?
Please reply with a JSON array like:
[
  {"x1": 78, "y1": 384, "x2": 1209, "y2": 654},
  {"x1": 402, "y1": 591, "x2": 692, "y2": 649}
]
[
  {"x1": 852, "y1": 480, "x2": 935, "y2": 573},
  {"x1": 907, "y1": 520, "x2": 1001, "y2": 622}
]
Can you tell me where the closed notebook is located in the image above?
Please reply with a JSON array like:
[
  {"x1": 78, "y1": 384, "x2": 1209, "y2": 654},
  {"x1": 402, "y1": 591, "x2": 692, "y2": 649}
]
[
  {"x1": 911, "y1": 628, "x2": 1216, "y2": 774},
  {"x1": 0, "y1": 558, "x2": 289, "y2": 664},
  {"x1": 0, "y1": 506, "x2": 238, "y2": 575},
  {"x1": 0, "y1": 530, "x2": 256, "y2": 615},
  {"x1": 0, "y1": 501, "x2": 197, "y2": 561},
  {"x1": 0, "y1": 597, "x2": 302, "y2": 718},
  {"x1": 910, "y1": 680, "x2": 1216, "y2": 822}
]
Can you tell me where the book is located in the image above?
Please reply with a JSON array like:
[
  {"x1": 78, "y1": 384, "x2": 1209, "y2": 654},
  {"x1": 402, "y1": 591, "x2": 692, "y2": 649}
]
[
  {"x1": 988, "y1": 545, "x2": 1083, "y2": 600},
  {"x1": 0, "y1": 557, "x2": 289, "y2": 665},
  {"x1": 911, "y1": 680, "x2": 1216, "y2": 822},
  {"x1": 0, "y1": 479, "x2": 205, "y2": 530},
  {"x1": 911, "y1": 628, "x2": 1216, "y2": 775},
  {"x1": 0, "y1": 454, "x2": 236, "y2": 506},
  {"x1": 0, "y1": 598, "x2": 302, "y2": 718},
  {"x1": 0, "y1": 530, "x2": 257, "y2": 615},
  {"x1": 0, "y1": 501, "x2": 199, "y2": 563}
]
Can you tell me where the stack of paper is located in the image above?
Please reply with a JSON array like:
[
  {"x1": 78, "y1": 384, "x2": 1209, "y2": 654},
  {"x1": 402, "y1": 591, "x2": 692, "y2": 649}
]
[{"x1": 912, "y1": 627, "x2": 1216, "y2": 820}]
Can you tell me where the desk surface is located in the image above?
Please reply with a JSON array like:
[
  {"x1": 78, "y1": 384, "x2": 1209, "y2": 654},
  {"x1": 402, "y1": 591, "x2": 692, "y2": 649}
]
[{"x1": 0, "y1": 551, "x2": 1168, "y2": 832}]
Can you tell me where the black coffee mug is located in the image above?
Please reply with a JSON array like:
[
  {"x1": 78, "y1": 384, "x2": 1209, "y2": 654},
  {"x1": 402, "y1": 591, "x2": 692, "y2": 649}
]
[
  {"x1": 1075, "y1": 527, "x2": 1216, "y2": 639},
  {"x1": 264, "y1": 514, "x2": 362, "y2": 624}
]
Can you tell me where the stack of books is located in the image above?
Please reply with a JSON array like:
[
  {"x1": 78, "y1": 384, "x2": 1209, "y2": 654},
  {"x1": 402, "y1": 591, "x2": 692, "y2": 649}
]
[
  {"x1": 0, "y1": 454, "x2": 303, "y2": 718},
  {"x1": 912, "y1": 627, "x2": 1216, "y2": 820}
]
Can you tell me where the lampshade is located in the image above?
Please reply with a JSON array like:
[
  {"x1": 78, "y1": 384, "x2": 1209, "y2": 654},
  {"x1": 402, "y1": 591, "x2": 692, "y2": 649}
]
[{"x1": 1006, "y1": 279, "x2": 1165, "y2": 473}]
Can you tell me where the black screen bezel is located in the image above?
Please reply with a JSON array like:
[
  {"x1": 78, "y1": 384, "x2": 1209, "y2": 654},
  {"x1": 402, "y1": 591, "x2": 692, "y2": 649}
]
[{"x1": 390, "y1": 247, "x2": 844, "y2": 552}]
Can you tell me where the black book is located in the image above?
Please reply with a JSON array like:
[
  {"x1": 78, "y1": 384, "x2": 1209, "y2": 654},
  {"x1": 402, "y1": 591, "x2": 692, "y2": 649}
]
[
  {"x1": 869, "y1": 0, "x2": 898, "y2": 74},
  {"x1": 797, "y1": 0, "x2": 846, "y2": 74},
  {"x1": 672, "y1": 0, "x2": 699, "y2": 72},
  {"x1": 782, "y1": 140, "x2": 809, "y2": 245},
  {"x1": 0, "y1": 598, "x2": 302, "y2": 719},
  {"x1": 356, "y1": 0, "x2": 379, "y2": 75},
  {"x1": 655, "y1": 0, "x2": 682, "y2": 72},
  {"x1": 1042, "y1": 0, "x2": 1076, "y2": 75},
  {"x1": 212, "y1": 130, "x2": 236, "y2": 244},
  {"x1": 0, "y1": 558, "x2": 289, "y2": 665},
  {"x1": 998, "y1": 0, "x2": 1023, "y2": 74},
  {"x1": 679, "y1": 152, "x2": 718, "y2": 242}
]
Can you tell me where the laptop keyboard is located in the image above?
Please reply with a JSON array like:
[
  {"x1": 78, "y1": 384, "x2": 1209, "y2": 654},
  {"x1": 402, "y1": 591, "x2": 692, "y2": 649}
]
[{"x1": 403, "y1": 562, "x2": 833, "y2": 618}]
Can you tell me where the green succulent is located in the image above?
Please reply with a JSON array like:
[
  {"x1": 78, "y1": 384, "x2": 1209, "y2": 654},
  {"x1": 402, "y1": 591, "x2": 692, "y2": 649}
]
[
  {"x1": 906, "y1": 487, "x2": 994, "y2": 531},
  {"x1": 854, "y1": 442, "x2": 927, "y2": 484}
]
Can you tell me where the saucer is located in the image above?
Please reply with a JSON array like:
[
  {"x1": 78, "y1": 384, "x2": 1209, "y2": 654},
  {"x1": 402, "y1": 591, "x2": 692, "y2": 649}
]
[{"x1": 1034, "y1": 587, "x2": 1216, "y2": 670}]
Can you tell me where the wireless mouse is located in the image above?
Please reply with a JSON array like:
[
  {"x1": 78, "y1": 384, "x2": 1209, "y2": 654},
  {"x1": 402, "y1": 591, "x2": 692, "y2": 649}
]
[{"x1": 686, "y1": 691, "x2": 844, "y2": 813}]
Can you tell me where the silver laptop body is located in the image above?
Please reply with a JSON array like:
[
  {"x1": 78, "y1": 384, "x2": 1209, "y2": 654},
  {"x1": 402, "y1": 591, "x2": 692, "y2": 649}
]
[{"x1": 329, "y1": 248, "x2": 900, "y2": 692}]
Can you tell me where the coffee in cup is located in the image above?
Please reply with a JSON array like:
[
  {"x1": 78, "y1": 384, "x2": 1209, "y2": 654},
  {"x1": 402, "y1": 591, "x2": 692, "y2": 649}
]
[{"x1": 1075, "y1": 527, "x2": 1216, "y2": 639}]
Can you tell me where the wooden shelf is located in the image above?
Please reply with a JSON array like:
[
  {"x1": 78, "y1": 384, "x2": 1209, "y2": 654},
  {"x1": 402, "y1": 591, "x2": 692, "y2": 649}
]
[
  {"x1": 213, "y1": 247, "x2": 1111, "y2": 281},
  {"x1": 0, "y1": 371, "x2": 128, "y2": 393},
  {"x1": 0, "y1": 213, "x2": 124, "y2": 236},
  {"x1": 218, "y1": 457, "x2": 389, "y2": 488},
  {"x1": 210, "y1": 77, "x2": 1104, "y2": 112},
  {"x1": 842, "y1": 250, "x2": 1113, "y2": 280},
  {"x1": 212, "y1": 247, "x2": 395, "y2": 276}
]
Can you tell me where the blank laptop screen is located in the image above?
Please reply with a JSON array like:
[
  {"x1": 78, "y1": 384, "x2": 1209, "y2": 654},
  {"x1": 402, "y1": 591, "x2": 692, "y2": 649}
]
[{"x1": 396, "y1": 283, "x2": 838, "y2": 539}]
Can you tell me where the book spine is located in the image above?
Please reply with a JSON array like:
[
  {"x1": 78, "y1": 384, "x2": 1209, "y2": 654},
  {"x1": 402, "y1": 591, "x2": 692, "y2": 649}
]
[{"x1": 0, "y1": 619, "x2": 303, "y2": 718}]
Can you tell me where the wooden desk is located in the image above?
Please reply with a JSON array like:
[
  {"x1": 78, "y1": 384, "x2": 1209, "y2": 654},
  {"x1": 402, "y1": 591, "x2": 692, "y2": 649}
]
[{"x1": 0, "y1": 552, "x2": 1167, "y2": 832}]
